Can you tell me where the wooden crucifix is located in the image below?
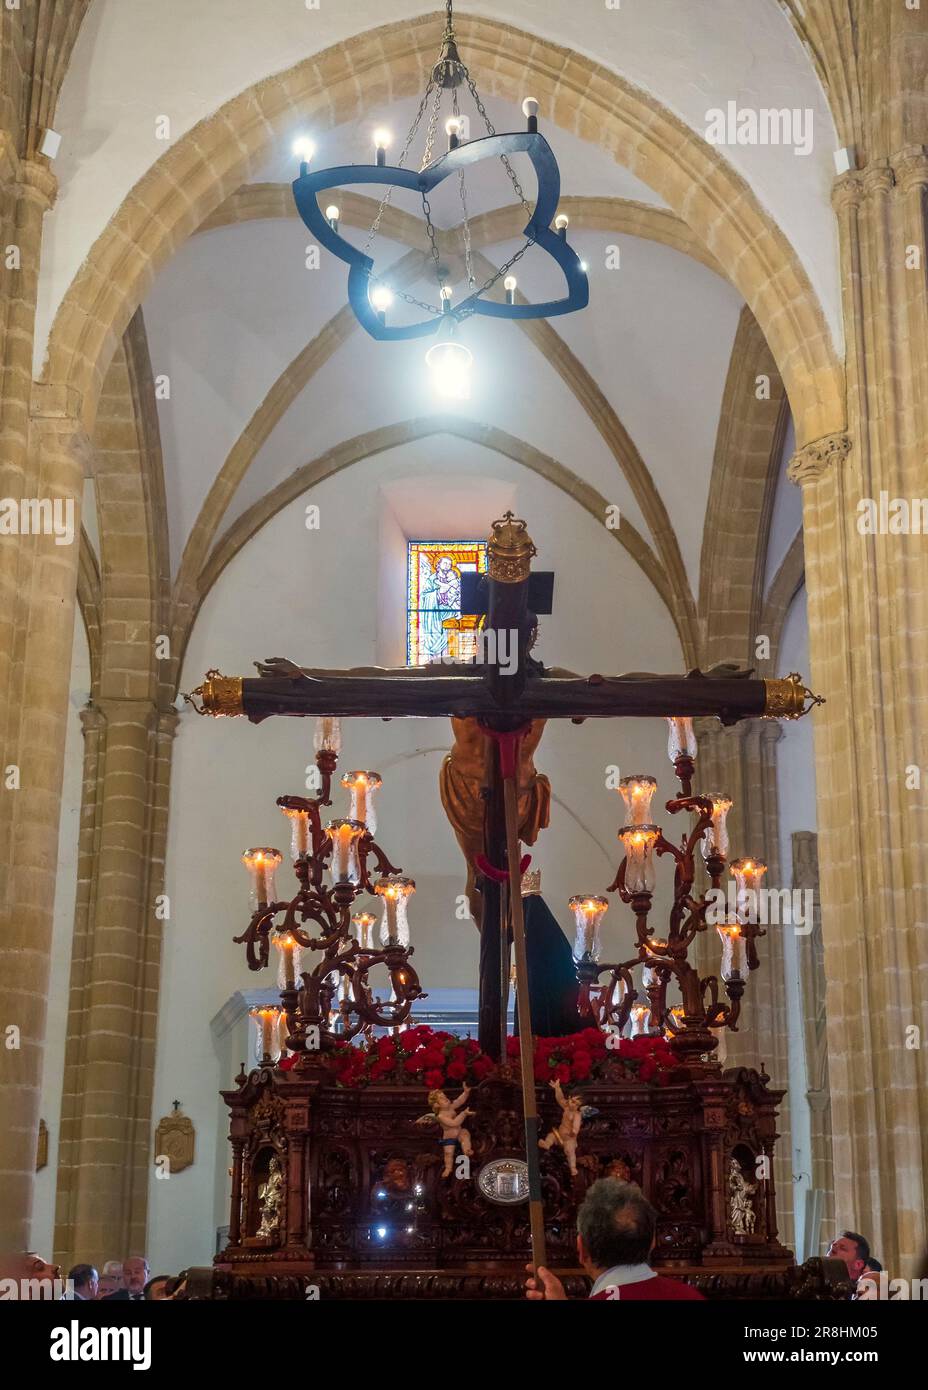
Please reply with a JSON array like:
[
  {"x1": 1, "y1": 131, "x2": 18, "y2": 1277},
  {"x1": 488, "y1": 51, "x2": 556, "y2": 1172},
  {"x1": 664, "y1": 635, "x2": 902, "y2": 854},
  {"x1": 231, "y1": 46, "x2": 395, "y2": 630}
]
[{"x1": 189, "y1": 512, "x2": 819, "y2": 1272}]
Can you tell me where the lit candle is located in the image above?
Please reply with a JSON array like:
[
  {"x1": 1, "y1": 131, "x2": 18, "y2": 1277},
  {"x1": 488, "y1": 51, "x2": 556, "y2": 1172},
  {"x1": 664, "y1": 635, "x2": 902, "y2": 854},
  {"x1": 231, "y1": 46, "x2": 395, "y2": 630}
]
[
  {"x1": 522, "y1": 96, "x2": 539, "y2": 133},
  {"x1": 730, "y1": 857, "x2": 767, "y2": 924},
  {"x1": 618, "y1": 825, "x2": 660, "y2": 893},
  {"x1": 717, "y1": 922, "x2": 747, "y2": 981},
  {"x1": 554, "y1": 212, "x2": 569, "y2": 239},
  {"x1": 702, "y1": 793, "x2": 733, "y2": 861},
  {"x1": 373, "y1": 127, "x2": 391, "y2": 166},
  {"x1": 325, "y1": 819, "x2": 364, "y2": 886},
  {"x1": 340, "y1": 771, "x2": 383, "y2": 834},
  {"x1": 352, "y1": 910, "x2": 377, "y2": 951},
  {"x1": 374, "y1": 875, "x2": 416, "y2": 947},
  {"x1": 314, "y1": 716, "x2": 341, "y2": 755},
  {"x1": 280, "y1": 805, "x2": 312, "y2": 860},
  {"x1": 568, "y1": 894, "x2": 608, "y2": 962},
  {"x1": 630, "y1": 1003, "x2": 651, "y2": 1037},
  {"x1": 504, "y1": 275, "x2": 517, "y2": 306},
  {"x1": 241, "y1": 848, "x2": 283, "y2": 908},
  {"x1": 666, "y1": 716, "x2": 697, "y2": 763},
  {"x1": 325, "y1": 203, "x2": 340, "y2": 231},
  {"x1": 273, "y1": 932, "x2": 301, "y2": 989},
  {"x1": 249, "y1": 1006, "x2": 282, "y2": 1062},
  {"x1": 618, "y1": 774, "x2": 658, "y2": 827}
]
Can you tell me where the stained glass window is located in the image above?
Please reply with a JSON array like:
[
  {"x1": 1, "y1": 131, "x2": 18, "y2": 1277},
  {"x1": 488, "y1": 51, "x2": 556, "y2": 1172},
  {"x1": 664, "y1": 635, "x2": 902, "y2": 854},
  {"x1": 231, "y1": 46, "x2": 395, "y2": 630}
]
[{"x1": 406, "y1": 540, "x2": 488, "y2": 666}]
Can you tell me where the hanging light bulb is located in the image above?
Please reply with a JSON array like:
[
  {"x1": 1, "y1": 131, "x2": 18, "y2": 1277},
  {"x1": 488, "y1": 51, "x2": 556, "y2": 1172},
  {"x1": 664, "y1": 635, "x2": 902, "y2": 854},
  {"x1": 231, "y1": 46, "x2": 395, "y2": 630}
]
[
  {"x1": 292, "y1": 136, "x2": 315, "y2": 167},
  {"x1": 555, "y1": 213, "x2": 569, "y2": 238},
  {"x1": 425, "y1": 339, "x2": 473, "y2": 401},
  {"x1": 522, "y1": 97, "x2": 540, "y2": 133},
  {"x1": 504, "y1": 275, "x2": 517, "y2": 306},
  {"x1": 325, "y1": 204, "x2": 340, "y2": 230},
  {"x1": 445, "y1": 116, "x2": 463, "y2": 151},
  {"x1": 371, "y1": 284, "x2": 393, "y2": 324}
]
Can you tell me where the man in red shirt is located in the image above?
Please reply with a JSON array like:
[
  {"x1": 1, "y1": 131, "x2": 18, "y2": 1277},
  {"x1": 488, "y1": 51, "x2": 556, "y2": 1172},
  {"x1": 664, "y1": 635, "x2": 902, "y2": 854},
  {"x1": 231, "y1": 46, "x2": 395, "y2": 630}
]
[{"x1": 525, "y1": 1178, "x2": 706, "y2": 1301}]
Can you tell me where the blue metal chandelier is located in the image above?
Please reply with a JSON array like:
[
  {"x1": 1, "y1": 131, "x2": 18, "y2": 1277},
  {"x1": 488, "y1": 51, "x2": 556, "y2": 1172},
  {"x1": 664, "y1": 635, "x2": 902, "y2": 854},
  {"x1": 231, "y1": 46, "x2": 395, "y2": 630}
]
[{"x1": 290, "y1": 0, "x2": 589, "y2": 350}]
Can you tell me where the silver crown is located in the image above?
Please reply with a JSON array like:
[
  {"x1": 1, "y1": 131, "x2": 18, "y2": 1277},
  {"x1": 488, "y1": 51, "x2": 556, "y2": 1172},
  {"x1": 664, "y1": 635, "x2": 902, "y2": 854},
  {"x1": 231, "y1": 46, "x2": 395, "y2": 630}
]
[{"x1": 521, "y1": 868, "x2": 541, "y2": 896}]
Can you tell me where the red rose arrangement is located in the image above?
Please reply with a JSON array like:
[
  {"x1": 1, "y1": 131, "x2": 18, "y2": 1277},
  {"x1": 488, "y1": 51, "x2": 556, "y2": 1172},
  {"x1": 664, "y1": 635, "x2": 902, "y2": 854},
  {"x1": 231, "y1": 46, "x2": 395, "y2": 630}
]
[
  {"x1": 325, "y1": 1024, "x2": 677, "y2": 1089},
  {"x1": 506, "y1": 1027, "x2": 677, "y2": 1086},
  {"x1": 327, "y1": 1024, "x2": 496, "y2": 1090}
]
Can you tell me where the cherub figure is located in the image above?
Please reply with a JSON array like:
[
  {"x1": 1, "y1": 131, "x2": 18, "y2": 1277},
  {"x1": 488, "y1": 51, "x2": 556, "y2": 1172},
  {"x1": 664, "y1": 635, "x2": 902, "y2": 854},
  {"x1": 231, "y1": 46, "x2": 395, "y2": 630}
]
[
  {"x1": 538, "y1": 1078, "x2": 586, "y2": 1176},
  {"x1": 416, "y1": 1087, "x2": 474, "y2": 1177}
]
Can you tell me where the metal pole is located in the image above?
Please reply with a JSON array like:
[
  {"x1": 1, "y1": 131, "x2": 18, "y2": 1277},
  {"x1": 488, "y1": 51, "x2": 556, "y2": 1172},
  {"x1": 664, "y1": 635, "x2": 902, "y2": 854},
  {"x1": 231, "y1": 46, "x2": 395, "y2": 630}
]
[{"x1": 503, "y1": 772, "x2": 547, "y2": 1271}]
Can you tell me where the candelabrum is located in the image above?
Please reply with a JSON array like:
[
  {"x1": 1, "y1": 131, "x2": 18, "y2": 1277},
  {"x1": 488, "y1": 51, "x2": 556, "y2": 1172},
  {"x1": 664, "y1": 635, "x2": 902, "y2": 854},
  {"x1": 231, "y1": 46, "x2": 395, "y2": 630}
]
[
  {"x1": 236, "y1": 718, "x2": 424, "y2": 1060},
  {"x1": 572, "y1": 719, "x2": 765, "y2": 1063}
]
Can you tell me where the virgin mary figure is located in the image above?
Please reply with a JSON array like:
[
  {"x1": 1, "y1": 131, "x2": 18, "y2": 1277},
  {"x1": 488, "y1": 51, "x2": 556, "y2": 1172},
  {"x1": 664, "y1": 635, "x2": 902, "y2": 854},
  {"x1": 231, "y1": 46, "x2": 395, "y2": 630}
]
[{"x1": 419, "y1": 553, "x2": 461, "y2": 660}]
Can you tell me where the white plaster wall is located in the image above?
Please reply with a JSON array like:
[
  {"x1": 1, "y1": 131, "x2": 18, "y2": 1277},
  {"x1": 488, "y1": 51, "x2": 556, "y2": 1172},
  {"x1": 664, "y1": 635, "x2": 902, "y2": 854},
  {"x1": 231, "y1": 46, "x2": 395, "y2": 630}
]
[
  {"x1": 149, "y1": 443, "x2": 683, "y2": 1270},
  {"x1": 764, "y1": 413, "x2": 803, "y2": 595},
  {"x1": 31, "y1": 616, "x2": 91, "y2": 1259},
  {"x1": 775, "y1": 586, "x2": 818, "y2": 1260}
]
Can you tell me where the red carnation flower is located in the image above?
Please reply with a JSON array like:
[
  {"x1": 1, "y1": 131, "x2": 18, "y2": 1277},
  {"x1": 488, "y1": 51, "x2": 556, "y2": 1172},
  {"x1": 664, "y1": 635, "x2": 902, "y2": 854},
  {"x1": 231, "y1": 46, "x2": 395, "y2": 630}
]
[
  {"x1": 471, "y1": 1055, "x2": 494, "y2": 1080},
  {"x1": 404, "y1": 1054, "x2": 424, "y2": 1074},
  {"x1": 423, "y1": 1069, "x2": 445, "y2": 1088},
  {"x1": 446, "y1": 1060, "x2": 466, "y2": 1081}
]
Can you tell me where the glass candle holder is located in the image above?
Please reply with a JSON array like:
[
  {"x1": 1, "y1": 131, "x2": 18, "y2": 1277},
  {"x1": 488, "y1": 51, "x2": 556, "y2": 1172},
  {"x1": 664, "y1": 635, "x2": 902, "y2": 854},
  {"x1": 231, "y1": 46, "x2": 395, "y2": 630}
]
[
  {"x1": 313, "y1": 716, "x2": 342, "y2": 755},
  {"x1": 374, "y1": 875, "x2": 416, "y2": 947},
  {"x1": 241, "y1": 847, "x2": 283, "y2": 908},
  {"x1": 730, "y1": 857, "x2": 767, "y2": 923},
  {"x1": 617, "y1": 775, "x2": 658, "y2": 827},
  {"x1": 280, "y1": 805, "x2": 312, "y2": 860},
  {"x1": 249, "y1": 1005, "x2": 282, "y2": 1062},
  {"x1": 325, "y1": 818, "x2": 365, "y2": 886},
  {"x1": 717, "y1": 921, "x2": 747, "y2": 981},
  {"x1": 352, "y1": 910, "x2": 377, "y2": 951},
  {"x1": 568, "y1": 894, "x2": 609, "y2": 962},
  {"x1": 341, "y1": 771, "x2": 383, "y2": 834},
  {"x1": 618, "y1": 824, "x2": 660, "y2": 893},
  {"x1": 629, "y1": 1002, "x2": 651, "y2": 1037},
  {"x1": 666, "y1": 716, "x2": 697, "y2": 762},
  {"x1": 666, "y1": 1004, "x2": 686, "y2": 1036},
  {"x1": 273, "y1": 932, "x2": 302, "y2": 989},
  {"x1": 701, "y1": 793, "x2": 733, "y2": 860}
]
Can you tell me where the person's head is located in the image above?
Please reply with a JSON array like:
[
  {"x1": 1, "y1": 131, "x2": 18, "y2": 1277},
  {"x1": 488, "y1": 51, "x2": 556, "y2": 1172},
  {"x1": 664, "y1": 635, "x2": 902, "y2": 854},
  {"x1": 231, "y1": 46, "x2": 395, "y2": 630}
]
[
  {"x1": 163, "y1": 1270, "x2": 189, "y2": 1300},
  {"x1": 123, "y1": 1256, "x2": 150, "y2": 1294},
  {"x1": 428, "y1": 1090, "x2": 449, "y2": 1111},
  {"x1": 144, "y1": 1276, "x2": 171, "y2": 1301},
  {"x1": 68, "y1": 1264, "x2": 98, "y2": 1299},
  {"x1": 827, "y1": 1231, "x2": 870, "y2": 1280},
  {"x1": 576, "y1": 1179, "x2": 656, "y2": 1276},
  {"x1": 98, "y1": 1260, "x2": 124, "y2": 1297}
]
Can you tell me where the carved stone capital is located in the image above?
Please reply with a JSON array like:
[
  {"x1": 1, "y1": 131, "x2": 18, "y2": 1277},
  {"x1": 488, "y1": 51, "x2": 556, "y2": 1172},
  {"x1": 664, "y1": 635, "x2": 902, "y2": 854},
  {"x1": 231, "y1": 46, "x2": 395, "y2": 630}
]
[
  {"x1": 787, "y1": 432, "x2": 852, "y2": 486},
  {"x1": 831, "y1": 171, "x2": 864, "y2": 213},
  {"x1": 893, "y1": 144, "x2": 928, "y2": 195},
  {"x1": 19, "y1": 158, "x2": 58, "y2": 211}
]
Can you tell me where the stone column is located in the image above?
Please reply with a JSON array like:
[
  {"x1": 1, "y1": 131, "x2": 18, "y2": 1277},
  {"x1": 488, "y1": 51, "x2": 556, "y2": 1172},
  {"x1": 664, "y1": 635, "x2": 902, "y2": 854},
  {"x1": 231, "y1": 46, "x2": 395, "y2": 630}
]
[
  {"x1": 0, "y1": 158, "x2": 57, "y2": 861},
  {"x1": 788, "y1": 150, "x2": 928, "y2": 1274},
  {"x1": 0, "y1": 405, "x2": 87, "y2": 1252},
  {"x1": 792, "y1": 829, "x2": 834, "y2": 1257},
  {"x1": 53, "y1": 701, "x2": 177, "y2": 1269},
  {"x1": 693, "y1": 717, "x2": 793, "y2": 1247}
]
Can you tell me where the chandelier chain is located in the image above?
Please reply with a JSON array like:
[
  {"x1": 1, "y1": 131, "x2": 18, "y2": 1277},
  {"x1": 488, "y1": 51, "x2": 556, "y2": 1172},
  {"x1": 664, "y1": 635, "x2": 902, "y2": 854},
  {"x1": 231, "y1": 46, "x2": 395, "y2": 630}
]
[
  {"x1": 453, "y1": 89, "x2": 476, "y2": 289},
  {"x1": 465, "y1": 74, "x2": 532, "y2": 217},
  {"x1": 364, "y1": 79, "x2": 436, "y2": 254}
]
